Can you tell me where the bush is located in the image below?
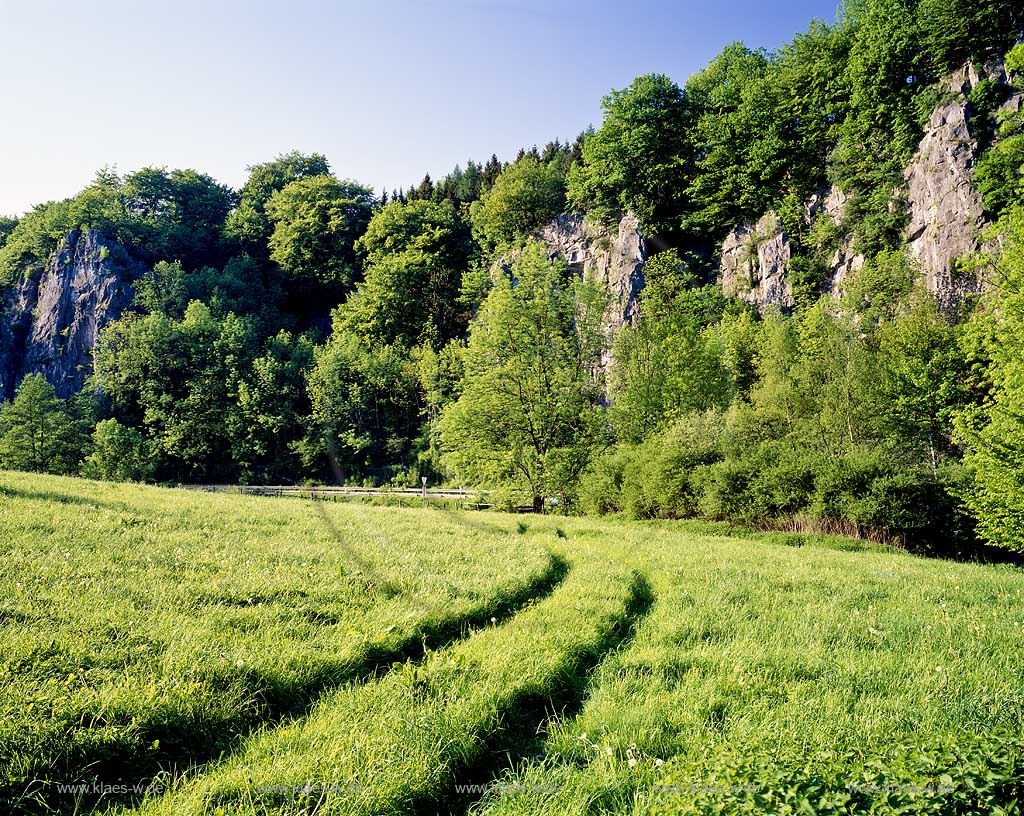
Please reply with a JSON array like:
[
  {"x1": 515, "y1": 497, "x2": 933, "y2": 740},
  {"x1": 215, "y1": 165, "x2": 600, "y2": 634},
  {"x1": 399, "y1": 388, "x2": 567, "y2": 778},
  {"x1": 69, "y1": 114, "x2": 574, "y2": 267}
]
[
  {"x1": 695, "y1": 457, "x2": 757, "y2": 522},
  {"x1": 79, "y1": 419, "x2": 153, "y2": 482},
  {"x1": 577, "y1": 447, "x2": 633, "y2": 515},
  {"x1": 580, "y1": 427, "x2": 972, "y2": 554},
  {"x1": 620, "y1": 412, "x2": 725, "y2": 519}
]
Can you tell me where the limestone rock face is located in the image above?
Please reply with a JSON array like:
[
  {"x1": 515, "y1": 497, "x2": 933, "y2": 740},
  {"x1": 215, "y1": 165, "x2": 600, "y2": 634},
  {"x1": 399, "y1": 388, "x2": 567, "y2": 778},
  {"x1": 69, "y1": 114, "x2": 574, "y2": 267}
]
[
  {"x1": 0, "y1": 229, "x2": 140, "y2": 399},
  {"x1": 719, "y1": 187, "x2": 864, "y2": 312},
  {"x1": 806, "y1": 185, "x2": 864, "y2": 295},
  {"x1": 532, "y1": 212, "x2": 647, "y2": 334},
  {"x1": 719, "y1": 211, "x2": 793, "y2": 309},
  {"x1": 718, "y1": 60, "x2": 1022, "y2": 312},
  {"x1": 904, "y1": 65, "x2": 987, "y2": 307},
  {"x1": 903, "y1": 60, "x2": 1023, "y2": 307}
]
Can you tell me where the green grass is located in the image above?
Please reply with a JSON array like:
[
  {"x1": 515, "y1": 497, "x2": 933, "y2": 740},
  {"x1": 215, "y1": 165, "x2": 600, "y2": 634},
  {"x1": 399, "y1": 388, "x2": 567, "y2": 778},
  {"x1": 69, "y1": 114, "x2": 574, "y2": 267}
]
[
  {"x1": 2, "y1": 473, "x2": 1023, "y2": 815},
  {"x1": 0, "y1": 473, "x2": 555, "y2": 812},
  {"x1": 471, "y1": 517, "x2": 1024, "y2": 814},
  {"x1": 127, "y1": 540, "x2": 647, "y2": 816}
]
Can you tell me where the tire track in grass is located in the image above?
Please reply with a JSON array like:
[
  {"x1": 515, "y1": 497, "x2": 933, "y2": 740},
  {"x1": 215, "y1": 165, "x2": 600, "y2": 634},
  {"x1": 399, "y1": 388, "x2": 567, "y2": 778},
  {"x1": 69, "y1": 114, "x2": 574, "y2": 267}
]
[
  {"x1": 422, "y1": 571, "x2": 655, "y2": 816},
  {"x1": 120, "y1": 557, "x2": 648, "y2": 816},
  {"x1": 11, "y1": 553, "x2": 569, "y2": 816}
]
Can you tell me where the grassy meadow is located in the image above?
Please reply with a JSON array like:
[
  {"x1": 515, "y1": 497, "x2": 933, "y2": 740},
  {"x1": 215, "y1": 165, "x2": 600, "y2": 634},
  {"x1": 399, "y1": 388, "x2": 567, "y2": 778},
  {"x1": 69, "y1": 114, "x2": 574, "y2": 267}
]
[{"x1": 1, "y1": 472, "x2": 1022, "y2": 814}]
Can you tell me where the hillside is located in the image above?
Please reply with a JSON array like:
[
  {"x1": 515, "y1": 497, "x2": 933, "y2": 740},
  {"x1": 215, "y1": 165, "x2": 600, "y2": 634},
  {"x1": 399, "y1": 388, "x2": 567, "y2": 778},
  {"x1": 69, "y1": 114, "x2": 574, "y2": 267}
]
[{"x1": 1, "y1": 1, "x2": 1024, "y2": 555}]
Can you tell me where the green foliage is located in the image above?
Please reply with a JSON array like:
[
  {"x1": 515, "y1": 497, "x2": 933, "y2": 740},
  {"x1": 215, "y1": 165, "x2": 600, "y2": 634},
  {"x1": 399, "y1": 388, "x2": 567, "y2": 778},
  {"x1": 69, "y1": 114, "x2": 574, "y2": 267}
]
[
  {"x1": 826, "y1": 0, "x2": 923, "y2": 254},
  {"x1": 409, "y1": 339, "x2": 466, "y2": 481},
  {"x1": 787, "y1": 253, "x2": 828, "y2": 306},
  {"x1": 92, "y1": 302, "x2": 260, "y2": 482},
  {"x1": 231, "y1": 330, "x2": 315, "y2": 483},
  {"x1": 303, "y1": 329, "x2": 420, "y2": 483},
  {"x1": 134, "y1": 256, "x2": 277, "y2": 322},
  {"x1": 593, "y1": 270, "x2": 972, "y2": 552},
  {"x1": 439, "y1": 242, "x2": 608, "y2": 509},
  {"x1": 79, "y1": 418, "x2": 153, "y2": 481},
  {"x1": 683, "y1": 45, "x2": 783, "y2": 236},
  {"x1": 0, "y1": 215, "x2": 17, "y2": 249},
  {"x1": 956, "y1": 205, "x2": 1024, "y2": 551},
  {"x1": 0, "y1": 374, "x2": 89, "y2": 474},
  {"x1": 918, "y1": 0, "x2": 1024, "y2": 74},
  {"x1": 356, "y1": 198, "x2": 471, "y2": 269},
  {"x1": 967, "y1": 77, "x2": 1005, "y2": 122},
  {"x1": 225, "y1": 151, "x2": 331, "y2": 257},
  {"x1": 118, "y1": 166, "x2": 235, "y2": 268},
  {"x1": 468, "y1": 156, "x2": 565, "y2": 252},
  {"x1": 0, "y1": 166, "x2": 233, "y2": 286},
  {"x1": 133, "y1": 260, "x2": 190, "y2": 316},
  {"x1": 431, "y1": 158, "x2": 485, "y2": 206},
  {"x1": 1007, "y1": 42, "x2": 1024, "y2": 74},
  {"x1": 619, "y1": 412, "x2": 726, "y2": 518},
  {"x1": 975, "y1": 69, "x2": 1024, "y2": 218},
  {"x1": 0, "y1": 178, "x2": 119, "y2": 285},
  {"x1": 567, "y1": 73, "x2": 691, "y2": 233},
  {"x1": 337, "y1": 249, "x2": 462, "y2": 349},
  {"x1": 609, "y1": 250, "x2": 732, "y2": 442},
  {"x1": 873, "y1": 291, "x2": 968, "y2": 465},
  {"x1": 265, "y1": 175, "x2": 374, "y2": 289},
  {"x1": 839, "y1": 247, "x2": 916, "y2": 326},
  {"x1": 337, "y1": 199, "x2": 472, "y2": 346},
  {"x1": 653, "y1": 730, "x2": 1024, "y2": 815}
]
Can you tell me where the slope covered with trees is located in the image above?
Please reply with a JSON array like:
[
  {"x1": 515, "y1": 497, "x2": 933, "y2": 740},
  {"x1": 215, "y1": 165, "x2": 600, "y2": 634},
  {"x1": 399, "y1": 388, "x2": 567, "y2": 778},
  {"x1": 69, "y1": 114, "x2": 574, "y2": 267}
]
[{"x1": 1, "y1": 0, "x2": 1023, "y2": 555}]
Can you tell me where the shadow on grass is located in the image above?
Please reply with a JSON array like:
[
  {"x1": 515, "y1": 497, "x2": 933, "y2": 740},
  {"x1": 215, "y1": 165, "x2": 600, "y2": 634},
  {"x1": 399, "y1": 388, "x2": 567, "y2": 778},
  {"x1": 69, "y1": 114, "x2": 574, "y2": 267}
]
[
  {"x1": 409, "y1": 570, "x2": 656, "y2": 816},
  {"x1": 0, "y1": 484, "x2": 134, "y2": 513},
  {"x1": 2, "y1": 554, "x2": 569, "y2": 816}
]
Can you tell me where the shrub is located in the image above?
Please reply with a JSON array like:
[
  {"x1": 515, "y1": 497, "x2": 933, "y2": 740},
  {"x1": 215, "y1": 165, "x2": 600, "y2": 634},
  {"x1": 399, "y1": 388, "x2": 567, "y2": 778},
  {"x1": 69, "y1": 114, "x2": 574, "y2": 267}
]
[
  {"x1": 620, "y1": 412, "x2": 725, "y2": 519},
  {"x1": 80, "y1": 418, "x2": 153, "y2": 482},
  {"x1": 577, "y1": 447, "x2": 633, "y2": 515}
]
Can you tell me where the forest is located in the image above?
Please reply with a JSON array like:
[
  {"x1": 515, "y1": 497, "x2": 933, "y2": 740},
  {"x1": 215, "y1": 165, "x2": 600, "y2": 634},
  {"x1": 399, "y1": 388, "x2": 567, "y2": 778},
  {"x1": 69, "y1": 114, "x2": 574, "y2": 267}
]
[{"x1": 1, "y1": 0, "x2": 1023, "y2": 556}]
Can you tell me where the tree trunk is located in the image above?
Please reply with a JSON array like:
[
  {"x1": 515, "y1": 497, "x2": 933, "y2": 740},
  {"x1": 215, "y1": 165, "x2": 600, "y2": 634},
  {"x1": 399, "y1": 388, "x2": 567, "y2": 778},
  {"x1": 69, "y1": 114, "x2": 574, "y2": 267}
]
[{"x1": 533, "y1": 493, "x2": 543, "y2": 514}]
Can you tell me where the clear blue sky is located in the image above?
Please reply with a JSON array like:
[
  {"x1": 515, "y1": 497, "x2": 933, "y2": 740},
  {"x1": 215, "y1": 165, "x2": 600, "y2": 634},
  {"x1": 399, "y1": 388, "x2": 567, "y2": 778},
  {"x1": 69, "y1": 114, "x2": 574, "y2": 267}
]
[{"x1": 0, "y1": 0, "x2": 841, "y2": 215}]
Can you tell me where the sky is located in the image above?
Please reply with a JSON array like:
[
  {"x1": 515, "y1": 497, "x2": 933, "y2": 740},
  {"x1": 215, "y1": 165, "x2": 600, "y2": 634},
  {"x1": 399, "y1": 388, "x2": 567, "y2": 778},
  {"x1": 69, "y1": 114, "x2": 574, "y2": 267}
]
[{"x1": 0, "y1": 0, "x2": 841, "y2": 216}]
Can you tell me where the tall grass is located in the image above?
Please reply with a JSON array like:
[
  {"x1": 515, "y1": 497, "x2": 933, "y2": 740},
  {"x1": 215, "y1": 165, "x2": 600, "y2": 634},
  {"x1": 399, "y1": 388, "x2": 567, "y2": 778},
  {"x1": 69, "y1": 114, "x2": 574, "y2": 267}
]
[
  {"x1": 471, "y1": 516, "x2": 1024, "y2": 814},
  {"x1": 127, "y1": 538, "x2": 645, "y2": 816},
  {"x1": 3, "y1": 474, "x2": 1023, "y2": 815},
  {"x1": 0, "y1": 473, "x2": 553, "y2": 812}
]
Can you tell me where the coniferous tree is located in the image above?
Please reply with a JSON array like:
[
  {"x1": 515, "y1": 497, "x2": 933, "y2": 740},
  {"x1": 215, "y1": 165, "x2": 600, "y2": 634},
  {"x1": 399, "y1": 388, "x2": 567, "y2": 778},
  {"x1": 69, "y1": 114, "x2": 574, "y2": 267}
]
[
  {"x1": 481, "y1": 154, "x2": 502, "y2": 191},
  {"x1": 0, "y1": 374, "x2": 88, "y2": 474}
]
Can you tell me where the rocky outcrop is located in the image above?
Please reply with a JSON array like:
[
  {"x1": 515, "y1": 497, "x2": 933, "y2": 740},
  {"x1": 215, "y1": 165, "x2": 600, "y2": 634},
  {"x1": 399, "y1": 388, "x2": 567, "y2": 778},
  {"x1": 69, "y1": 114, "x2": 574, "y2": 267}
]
[
  {"x1": 0, "y1": 229, "x2": 140, "y2": 399},
  {"x1": 720, "y1": 212, "x2": 793, "y2": 309},
  {"x1": 718, "y1": 192, "x2": 862, "y2": 310},
  {"x1": 719, "y1": 60, "x2": 1022, "y2": 312},
  {"x1": 805, "y1": 185, "x2": 864, "y2": 294},
  {"x1": 904, "y1": 60, "x2": 1023, "y2": 307},
  {"x1": 904, "y1": 65, "x2": 987, "y2": 306},
  {"x1": 532, "y1": 212, "x2": 646, "y2": 334}
]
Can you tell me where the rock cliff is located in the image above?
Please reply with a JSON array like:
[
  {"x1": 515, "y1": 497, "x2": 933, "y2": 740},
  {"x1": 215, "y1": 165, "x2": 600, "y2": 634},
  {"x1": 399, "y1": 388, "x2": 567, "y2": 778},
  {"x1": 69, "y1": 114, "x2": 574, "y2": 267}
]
[
  {"x1": 719, "y1": 211, "x2": 794, "y2": 309},
  {"x1": 531, "y1": 212, "x2": 646, "y2": 334},
  {"x1": 0, "y1": 229, "x2": 140, "y2": 399},
  {"x1": 904, "y1": 60, "x2": 1022, "y2": 308},
  {"x1": 718, "y1": 60, "x2": 1021, "y2": 312}
]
